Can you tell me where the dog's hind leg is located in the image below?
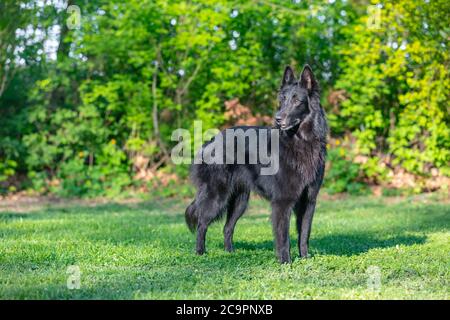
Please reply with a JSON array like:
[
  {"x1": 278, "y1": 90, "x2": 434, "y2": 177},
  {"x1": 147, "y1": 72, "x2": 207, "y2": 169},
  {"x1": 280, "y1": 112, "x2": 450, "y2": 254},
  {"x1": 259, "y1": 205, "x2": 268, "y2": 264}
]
[
  {"x1": 195, "y1": 191, "x2": 228, "y2": 255},
  {"x1": 223, "y1": 189, "x2": 250, "y2": 252}
]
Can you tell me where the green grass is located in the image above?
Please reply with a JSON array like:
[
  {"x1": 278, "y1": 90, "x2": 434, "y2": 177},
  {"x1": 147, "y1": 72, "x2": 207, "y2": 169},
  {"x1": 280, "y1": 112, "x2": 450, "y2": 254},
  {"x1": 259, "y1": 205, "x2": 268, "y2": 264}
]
[{"x1": 0, "y1": 195, "x2": 449, "y2": 299}]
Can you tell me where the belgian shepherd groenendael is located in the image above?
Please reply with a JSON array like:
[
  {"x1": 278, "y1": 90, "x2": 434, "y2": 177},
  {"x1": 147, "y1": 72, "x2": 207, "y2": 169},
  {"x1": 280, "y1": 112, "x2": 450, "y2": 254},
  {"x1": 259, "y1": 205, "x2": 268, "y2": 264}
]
[{"x1": 185, "y1": 65, "x2": 328, "y2": 263}]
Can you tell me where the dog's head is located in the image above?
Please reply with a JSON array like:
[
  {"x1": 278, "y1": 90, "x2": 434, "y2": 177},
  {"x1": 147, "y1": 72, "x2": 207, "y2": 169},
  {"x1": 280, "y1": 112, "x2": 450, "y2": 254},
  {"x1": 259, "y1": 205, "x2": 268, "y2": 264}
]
[{"x1": 275, "y1": 65, "x2": 319, "y2": 131}]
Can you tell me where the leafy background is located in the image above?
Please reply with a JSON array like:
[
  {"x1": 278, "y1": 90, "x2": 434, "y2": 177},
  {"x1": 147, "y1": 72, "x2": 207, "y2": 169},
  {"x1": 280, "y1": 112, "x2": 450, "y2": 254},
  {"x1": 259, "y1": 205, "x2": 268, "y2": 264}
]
[{"x1": 0, "y1": 0, "x2": 449, "y2": 198}]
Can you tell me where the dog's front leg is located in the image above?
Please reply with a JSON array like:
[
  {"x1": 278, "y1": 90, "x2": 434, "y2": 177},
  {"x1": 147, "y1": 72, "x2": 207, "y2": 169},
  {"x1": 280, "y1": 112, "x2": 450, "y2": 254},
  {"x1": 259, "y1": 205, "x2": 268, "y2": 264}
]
[
  {"x1": 299, "y1": 198, "x2": 317, "y2": 258},
  {"x1": 271, "y1": 201, "x2": 293, "y2": 263}
]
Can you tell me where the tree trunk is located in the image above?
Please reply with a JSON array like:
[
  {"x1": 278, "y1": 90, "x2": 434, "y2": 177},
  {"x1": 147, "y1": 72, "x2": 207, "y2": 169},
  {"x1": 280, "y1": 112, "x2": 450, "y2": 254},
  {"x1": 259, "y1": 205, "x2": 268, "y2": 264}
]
[
  {"x1": 49, "y1": 0, "x2": 75, "y2": 109},
  {"x1": 152, "y1": 47, "x2": 168, "y2": 158}
]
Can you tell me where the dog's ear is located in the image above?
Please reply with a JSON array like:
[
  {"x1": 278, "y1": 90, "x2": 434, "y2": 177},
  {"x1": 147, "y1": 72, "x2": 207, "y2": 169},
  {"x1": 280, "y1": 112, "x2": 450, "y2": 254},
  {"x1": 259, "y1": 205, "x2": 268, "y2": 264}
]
[
  {"x1": 299, "y1": 65, "x2": 319, "y2": 94},
  {"x1": 281, "y1": 66, "x2": 296, "y2": 86}
]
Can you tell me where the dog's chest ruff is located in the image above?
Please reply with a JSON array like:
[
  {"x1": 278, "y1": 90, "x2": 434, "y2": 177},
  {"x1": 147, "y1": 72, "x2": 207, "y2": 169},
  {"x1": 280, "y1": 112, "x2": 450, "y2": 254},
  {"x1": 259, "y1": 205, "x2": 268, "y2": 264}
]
[{"x1": 282, "y1": 137, "x2": 324, "y2": 184}]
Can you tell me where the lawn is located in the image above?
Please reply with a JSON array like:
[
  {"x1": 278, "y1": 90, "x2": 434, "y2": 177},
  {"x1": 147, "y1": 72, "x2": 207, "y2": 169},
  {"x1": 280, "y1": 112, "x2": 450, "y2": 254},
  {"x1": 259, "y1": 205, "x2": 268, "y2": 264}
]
[{"x1": 0, "y1": 194, "x2": 449, "y2": 299}]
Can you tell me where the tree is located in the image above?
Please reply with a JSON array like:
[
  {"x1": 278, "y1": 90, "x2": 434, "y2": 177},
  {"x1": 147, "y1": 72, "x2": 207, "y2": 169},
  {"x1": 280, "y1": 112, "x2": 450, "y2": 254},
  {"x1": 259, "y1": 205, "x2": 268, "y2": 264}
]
[{"x1": 334, "y1": 0, "x2": 450, "y2": 176}]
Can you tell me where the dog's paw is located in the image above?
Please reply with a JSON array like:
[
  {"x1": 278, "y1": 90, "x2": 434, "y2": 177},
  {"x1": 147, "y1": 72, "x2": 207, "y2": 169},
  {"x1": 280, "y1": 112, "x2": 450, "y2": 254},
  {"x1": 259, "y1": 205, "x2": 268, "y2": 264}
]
[{"x1": 196, "y1": 249, "x2": 206, "y2": 255}]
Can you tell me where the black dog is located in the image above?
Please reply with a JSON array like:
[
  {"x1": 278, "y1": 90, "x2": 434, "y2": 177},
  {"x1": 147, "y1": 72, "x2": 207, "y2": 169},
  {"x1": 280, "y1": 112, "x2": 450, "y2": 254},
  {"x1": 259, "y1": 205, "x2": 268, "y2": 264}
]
[{"x1": 185, "y1": 65, "x2": 328, "y2": 263}]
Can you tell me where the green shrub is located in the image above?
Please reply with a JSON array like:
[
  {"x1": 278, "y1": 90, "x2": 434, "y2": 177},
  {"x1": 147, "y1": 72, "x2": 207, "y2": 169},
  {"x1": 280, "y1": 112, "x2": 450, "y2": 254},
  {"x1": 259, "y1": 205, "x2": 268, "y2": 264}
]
[
  {"x1": 151, "y1": 180, "x2": 195, "y2": 199},
  {"x1": 54, "y1": 143, "x2": 131, "y2": 198},
  {"x1": 334, "y1": 1, "x2": 450, "y2": 177},
  {"x1": 0, "y1": 159, "x2": 17, "y2": 194},
  {"x1": 1, "y1": 0, "x2": 448, "y2": 197},
  {"x1": 324, "y1": 147, "x2": 368, "y2": 195}
]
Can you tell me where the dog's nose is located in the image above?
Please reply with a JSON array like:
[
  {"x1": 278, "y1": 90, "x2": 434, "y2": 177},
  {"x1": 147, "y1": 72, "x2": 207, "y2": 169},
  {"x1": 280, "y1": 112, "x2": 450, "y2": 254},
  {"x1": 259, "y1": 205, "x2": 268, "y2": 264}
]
[{"x1": 275, "y1": 114, "x2": 283, "y2": 124}]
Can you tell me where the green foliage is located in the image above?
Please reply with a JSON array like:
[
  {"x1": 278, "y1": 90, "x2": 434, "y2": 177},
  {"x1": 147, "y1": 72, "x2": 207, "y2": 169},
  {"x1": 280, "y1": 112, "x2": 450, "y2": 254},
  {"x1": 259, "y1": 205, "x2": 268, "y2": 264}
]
[
  {"x1": 358, "y1": 156, "x2": 389, "y2": 184},
  {"x1": 324, "y1": 147, "x2": 368, "y2": 195},
  {"x1": 151, "y1": 180, "x2": 195, "y2": 199},
  {"x1": 0, "y1": 160, "x2": 16, "y2": 183},
  {"x1": 334, "y1": 0, "x2": 450, "y2": 177},
  {"x1": 0, "y1": 160, "x2": 17, "y2": 194},
  {"x1": 0, "y1": 0, "x2": 448, "y2": 196},
  {"x1": 54, "y1": 143, "x2": 131, "y2": 198},
  {"x1": 0, "y1": 196, "x2": 449, "y2": 299}
]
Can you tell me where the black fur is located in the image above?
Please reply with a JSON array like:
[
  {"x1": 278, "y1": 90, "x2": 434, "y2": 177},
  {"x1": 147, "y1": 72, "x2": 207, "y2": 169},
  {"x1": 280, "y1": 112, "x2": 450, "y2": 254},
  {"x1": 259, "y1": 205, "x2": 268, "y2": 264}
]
[{"x1": 185, "y1": 65, "x2": 328, "y2": 263}]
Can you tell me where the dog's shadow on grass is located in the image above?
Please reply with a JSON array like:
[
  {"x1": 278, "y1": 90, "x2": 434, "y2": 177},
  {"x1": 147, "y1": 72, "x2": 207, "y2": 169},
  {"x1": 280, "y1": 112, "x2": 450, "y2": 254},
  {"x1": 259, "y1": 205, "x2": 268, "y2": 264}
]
[
  {"x1": 311, "y1": 233, "x2": 426, "y2": 256},
  {"x1": 234, "y1": 233, "x2": 426, "y2": 256}
]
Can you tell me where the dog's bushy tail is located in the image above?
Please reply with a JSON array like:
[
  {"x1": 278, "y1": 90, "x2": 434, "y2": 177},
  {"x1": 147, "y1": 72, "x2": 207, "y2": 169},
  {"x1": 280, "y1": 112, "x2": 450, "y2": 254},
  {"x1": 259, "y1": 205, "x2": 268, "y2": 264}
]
[{"x1": 185, "y1": 200, "x2": 198, "y2": 233}]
